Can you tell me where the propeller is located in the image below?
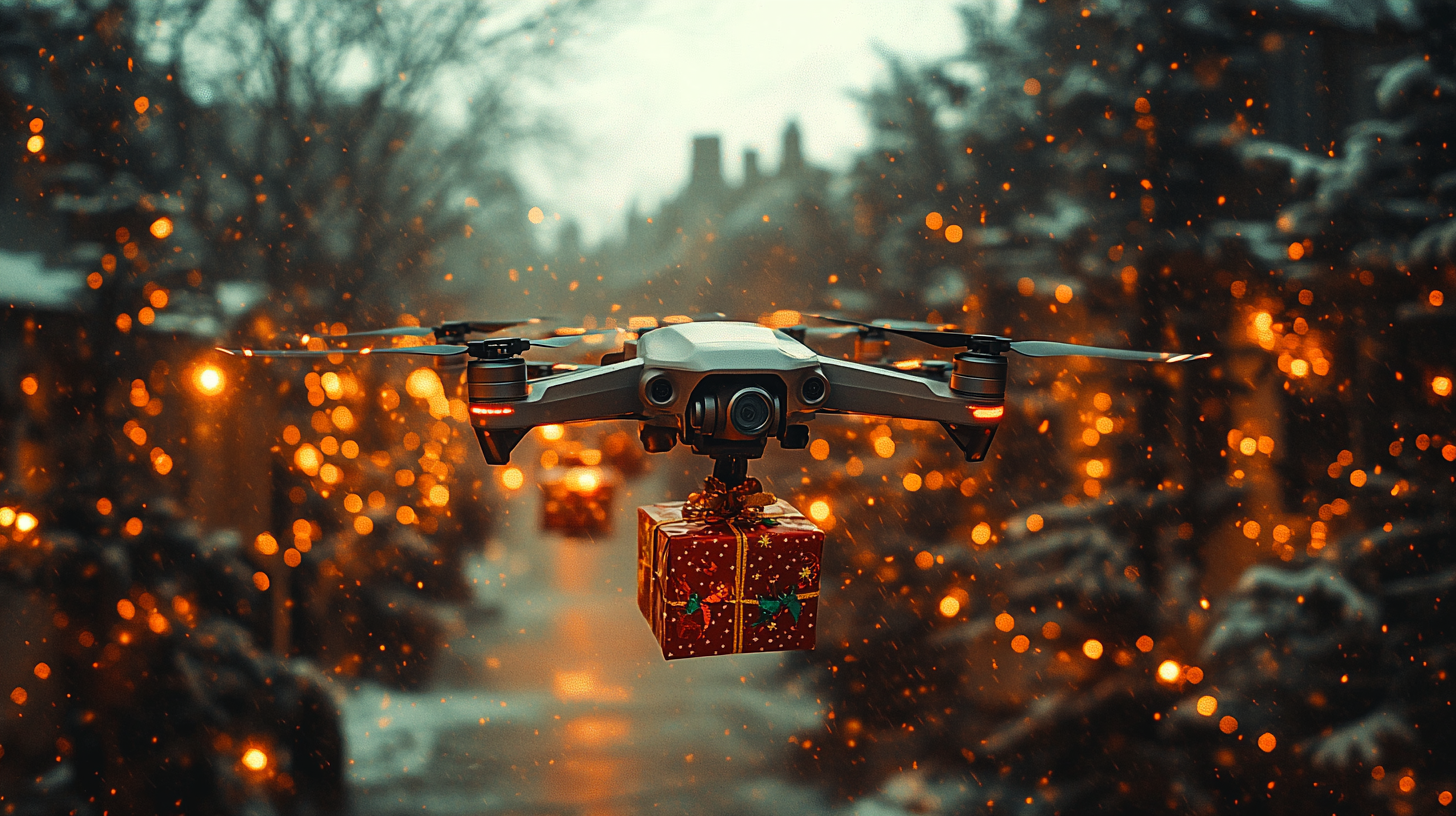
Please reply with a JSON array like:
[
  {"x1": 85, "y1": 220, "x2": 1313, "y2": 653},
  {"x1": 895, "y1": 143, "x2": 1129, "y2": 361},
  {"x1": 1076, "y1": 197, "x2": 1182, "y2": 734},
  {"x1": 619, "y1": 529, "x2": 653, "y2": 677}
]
[
  {"x1": 321, "y1": 318, "x2": 544, "y2": 341},
  {"x1": 808, "y1": 314, "x2": 1210, "y2": 363},
  {"x1": 216, "y1": 345, "x2": 471, "y2": 359},
  {"x1": 217, "y1": 332, "x2": 611, "y2": 360}
]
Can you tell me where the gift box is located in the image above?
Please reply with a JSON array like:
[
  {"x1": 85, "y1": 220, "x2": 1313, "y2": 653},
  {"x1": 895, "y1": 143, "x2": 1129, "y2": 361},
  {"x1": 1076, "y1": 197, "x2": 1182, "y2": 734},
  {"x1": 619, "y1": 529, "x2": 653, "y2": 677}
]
[
  {"x1": 637, "y1": 478, "x2": 824, "y2": 660},
  {"x1": 541, "y1": 465, "x2": 615, "y2": 535}
]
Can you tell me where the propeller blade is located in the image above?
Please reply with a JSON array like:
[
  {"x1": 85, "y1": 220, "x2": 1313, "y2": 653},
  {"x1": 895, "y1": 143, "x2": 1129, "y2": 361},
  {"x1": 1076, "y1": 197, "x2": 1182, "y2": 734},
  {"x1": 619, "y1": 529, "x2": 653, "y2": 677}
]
[
  {"x1": 330, "y1": 326, "x2": 438, "y2": 339},
  {"x1": 807, "y1": 314, "x2": 970, "y2": 348},
  {"x1": 459, "y1": 318, "x2": 542, "y2": 333},
  {"x1": 329, "y1": 318, "x2": 541, "y2": 340},
  {"x1": 1010, "y1": 341, "x2": 1212, "y2": 363},
  {"x1": 529, "y1": 328, "x2": 619, "y2": 348},
  {"x1": 808, "y1": 314, "x2": 1209, "y2": 362},
  {"x1": 216, "y1": 345, "x2": 470, "y2": 358}
]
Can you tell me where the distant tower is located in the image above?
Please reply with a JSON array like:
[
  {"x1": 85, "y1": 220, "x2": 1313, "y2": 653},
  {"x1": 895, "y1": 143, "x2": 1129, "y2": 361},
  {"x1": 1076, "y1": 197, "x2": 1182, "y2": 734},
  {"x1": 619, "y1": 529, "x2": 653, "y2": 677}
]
[
  {"x1": 779, "y1": 122, "x2": 804, "y2": 176},
  {"x1": 743, "y1": 149, "x2": 762, "y2": 188},
  {"x1": 689, "y1": 136, "x2": 725, "y2": 193}
]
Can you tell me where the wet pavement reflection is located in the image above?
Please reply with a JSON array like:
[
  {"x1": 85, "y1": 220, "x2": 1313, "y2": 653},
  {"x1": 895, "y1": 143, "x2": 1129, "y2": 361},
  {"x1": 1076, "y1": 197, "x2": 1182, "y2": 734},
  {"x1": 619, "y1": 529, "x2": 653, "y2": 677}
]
[{"x1": 343, "y1": 443, "x2": 827, "y2": 815}]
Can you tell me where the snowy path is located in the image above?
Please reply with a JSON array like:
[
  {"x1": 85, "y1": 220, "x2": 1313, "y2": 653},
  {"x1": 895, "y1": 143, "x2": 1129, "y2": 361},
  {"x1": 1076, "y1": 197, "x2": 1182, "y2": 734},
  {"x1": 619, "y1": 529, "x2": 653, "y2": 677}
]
[{"x1": 342, "y1": 450, "x2": 829, "y2": 815}]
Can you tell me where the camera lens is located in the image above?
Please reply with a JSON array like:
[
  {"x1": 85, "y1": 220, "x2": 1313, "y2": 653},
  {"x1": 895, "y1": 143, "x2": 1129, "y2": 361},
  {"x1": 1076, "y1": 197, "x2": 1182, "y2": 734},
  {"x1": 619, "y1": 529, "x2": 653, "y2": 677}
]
[
  {"x1": 728, "y1": 388, "x2": 773, "y2": 436},
  {"x1": 800, "y1": 376, "x2": 826, "y2": 404},
  {"x1": 647, "y1": 376, "x2": 675, "y2": 405}
]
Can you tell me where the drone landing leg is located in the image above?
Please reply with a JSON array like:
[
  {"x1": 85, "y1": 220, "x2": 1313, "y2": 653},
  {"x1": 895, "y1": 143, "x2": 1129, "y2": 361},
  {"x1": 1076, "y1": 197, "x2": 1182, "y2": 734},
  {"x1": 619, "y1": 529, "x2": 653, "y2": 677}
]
[{"x1": 711, "y1": 455, "x2": 750, "y2": 488}]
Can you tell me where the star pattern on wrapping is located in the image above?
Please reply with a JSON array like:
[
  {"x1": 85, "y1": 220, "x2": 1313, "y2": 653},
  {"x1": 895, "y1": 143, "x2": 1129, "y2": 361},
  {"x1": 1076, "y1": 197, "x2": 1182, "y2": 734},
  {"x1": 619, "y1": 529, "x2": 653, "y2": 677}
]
[
  {"x1": 799, "y1": 567, "x2": 813, "y2": 580},
  {"x1": 758, "y1": 534, "x2": 773, "y2": 547},
  {"x1": 767, "y1": 622, "x2": 777, "y2": 630}
]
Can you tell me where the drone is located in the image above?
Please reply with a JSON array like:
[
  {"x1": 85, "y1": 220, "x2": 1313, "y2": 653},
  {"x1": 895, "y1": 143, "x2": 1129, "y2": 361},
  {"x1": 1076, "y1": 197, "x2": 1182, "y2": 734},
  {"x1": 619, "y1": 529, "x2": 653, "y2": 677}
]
[{"x1": 218, "y1": 315, "x2": 1209, "y2": 486}]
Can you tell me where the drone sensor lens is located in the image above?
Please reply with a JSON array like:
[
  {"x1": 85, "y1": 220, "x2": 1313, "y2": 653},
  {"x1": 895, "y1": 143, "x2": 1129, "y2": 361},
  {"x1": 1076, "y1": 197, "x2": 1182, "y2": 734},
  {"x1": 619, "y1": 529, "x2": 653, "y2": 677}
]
[
  {"x1": 800, "y1": 376, "x2": 826, "y2": 404},
  {"x1": 728, "y1": 389, "x2": 773, "y2": 436},
  {"x1": 647, "y1": 377, "x2": 675, "y2": 405}
]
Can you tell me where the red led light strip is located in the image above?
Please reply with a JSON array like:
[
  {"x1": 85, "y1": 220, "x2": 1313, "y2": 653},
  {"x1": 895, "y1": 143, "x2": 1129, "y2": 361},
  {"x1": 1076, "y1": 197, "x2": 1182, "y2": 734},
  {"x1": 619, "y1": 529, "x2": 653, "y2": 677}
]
[
  {"x1": 970, "y1": 405, "x2": 1005, "y2": 420},
  {"x1": 470, "y1": 404, "x2": 515, "y2": 416}
]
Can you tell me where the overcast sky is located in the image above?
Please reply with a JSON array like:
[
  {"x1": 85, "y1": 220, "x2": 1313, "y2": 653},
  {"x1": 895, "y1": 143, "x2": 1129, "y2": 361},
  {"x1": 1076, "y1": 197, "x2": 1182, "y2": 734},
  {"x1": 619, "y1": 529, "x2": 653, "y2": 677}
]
[{"x1": 510, "y1": 1, "x2": 973, "y2": 246}]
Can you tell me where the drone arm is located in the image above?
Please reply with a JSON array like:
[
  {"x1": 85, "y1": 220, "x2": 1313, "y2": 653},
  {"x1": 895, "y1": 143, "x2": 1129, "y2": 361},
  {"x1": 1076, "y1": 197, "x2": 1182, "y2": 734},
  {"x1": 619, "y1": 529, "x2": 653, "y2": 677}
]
[
  {"x1": 816, "y1": 358, "x2": 1001, "y2": 461},
  {"x1": 469, "y1": 359, "x2": 647, "y2": 464}
]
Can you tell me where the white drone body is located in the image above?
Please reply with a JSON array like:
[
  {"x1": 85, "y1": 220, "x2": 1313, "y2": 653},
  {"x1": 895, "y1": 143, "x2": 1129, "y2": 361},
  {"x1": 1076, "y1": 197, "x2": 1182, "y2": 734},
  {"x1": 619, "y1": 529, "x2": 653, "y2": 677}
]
[{"x1": 465, "y1": 321, "x2": 1004, "y2": 467}]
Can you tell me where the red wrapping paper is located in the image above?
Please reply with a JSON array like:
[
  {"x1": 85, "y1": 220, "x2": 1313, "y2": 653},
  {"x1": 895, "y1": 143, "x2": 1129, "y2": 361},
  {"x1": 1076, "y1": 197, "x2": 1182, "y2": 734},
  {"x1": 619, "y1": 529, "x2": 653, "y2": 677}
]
[{"x1": 637, "y1": 498, "x2": 823, "y2": 660}]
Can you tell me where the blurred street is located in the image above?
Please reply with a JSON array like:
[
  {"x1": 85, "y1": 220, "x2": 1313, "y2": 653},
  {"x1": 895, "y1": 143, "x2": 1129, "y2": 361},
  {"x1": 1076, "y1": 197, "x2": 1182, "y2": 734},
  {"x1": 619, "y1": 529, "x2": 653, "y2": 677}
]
[{"x1": 343, "y1": 439, "x2": 826, "y2": 815}]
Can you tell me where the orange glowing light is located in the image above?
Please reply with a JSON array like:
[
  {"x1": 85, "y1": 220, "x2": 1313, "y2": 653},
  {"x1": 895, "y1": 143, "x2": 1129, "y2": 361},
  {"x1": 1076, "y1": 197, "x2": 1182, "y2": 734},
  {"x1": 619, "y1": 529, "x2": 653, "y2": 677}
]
[
  {"x1": 903, "y1": 473, "x2": 923, "y2": 492},
  {"x1": 1054, "y1": 284, "x2": 1073, "y2": 304},
  {"x1": 872, "y1": 436, "x2": 896, "y2": 458},
  {"x1": 1026, "y1": 514, "x2": 1044, "y2": 532},
  {"x1": 241, "y1": 748, "x2": 268, "y2": 771},
  {"x1": 1287, "y1": 242, "x2": 1305, "y2": 260},
  {"x1": 149, "y1": 217, "x2": 173, "y2": 239},
  {"x1": 1023, "y1": 77, "x2": 1042, "y2": 95},
  {"x1": 994, "y1": 612, "x2": 1015, "y2": 632},
  {"x1": 1196, "y1": 696, "x2": 1218, "y2": 716},
  {"x1": 28, "y1": 118, "x2": 43, "y2": 133},
  {"x1": 353, "y1": 516, "x2": 374, "y2": 534},
  {"x1": 944, "y1": 224, "x2": 964, "y2": 243},
  {"x1": 26, "y1": 134, "x2": 44, "y2": 153},
  {"x1": 194, "y1": 366, "x2": 225, "y2": 396},
  {"x1": 33, "y1": 662, "x2": 50, "y2": 680},
  {"x1": 539, "y1": 424, "x2": 565, "y2": 440},
  {"x1": 148, "y1": 612, "x2": 169, "y2": 633},
  {"x1": 501, "y1": 467, "x2": 525, "y2": 490},
  {"x1": 971, "y1": 405, "x2": 1004, "y2": 420},
  {"x1": 938, "y1": 596, "x2": 961, "y2": 617},
  {"x1": 1433, "y1": 376, "x2": 1452, "y2": 397},
  {"x1": 527, "y1": 206, "x2": 545, "y2": 224},
  {"x1": 396, "y1": 506, "x2": 418, "y2": 524},
  {"x1": 809, "y1": 438, "x2": 829, "y2": 460},
  {"x1": 10, "y1": 687, "x2": 27, "y2": 705},
  {"x1": 284, "y1": 548, "x2": 302, "y2": 567},
  {"x1": 925, "y1": 212, "x2": 943, "y2": 230},
  {"x1": 1082, "y1": 639, "x2": 1104, "y2": 659},
  {"x1": 808, "y1": 500, "x2": 831, "y2": 522},
  {"x1": 1157, "y1": 660, "x2": 1182, "y2": 682},
  {"x1": 1042, "y1": 621, "x2": 1061, "y2": 639},
  {"x1": 255, "y1": 533, "x2": 279, "y2": 555},
  {"x1": 0, "y1": 507, "x2": 14, "y2": 526},
  {"x1": 20, "y1": 376, "x2": 38, "y2": 395},
  {"x1": 1242, "y1": 520, "x2": 1261, "y2": 540},
  {"x1": 1220, "y1": 715, "x2": 1238, "y2": 734},
  {"x1": 1011, "y1": 635, "x2": 1030, "y2": 653},
  {"x1": 471, "y1": 404, "x2": 514, "y2": 417},
  {"x1": 971, "y1": 522, "x2": 992, "y2": 546},
  {"x1": 319, "y1": 463, "x2": 342, "y2": 484},
  {"x1": 133, "y1": 96, "x2": 149, "y2": 114},
  {"x1": 1257, "y1": 733, "x2": 1277, "y2": 752}
]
